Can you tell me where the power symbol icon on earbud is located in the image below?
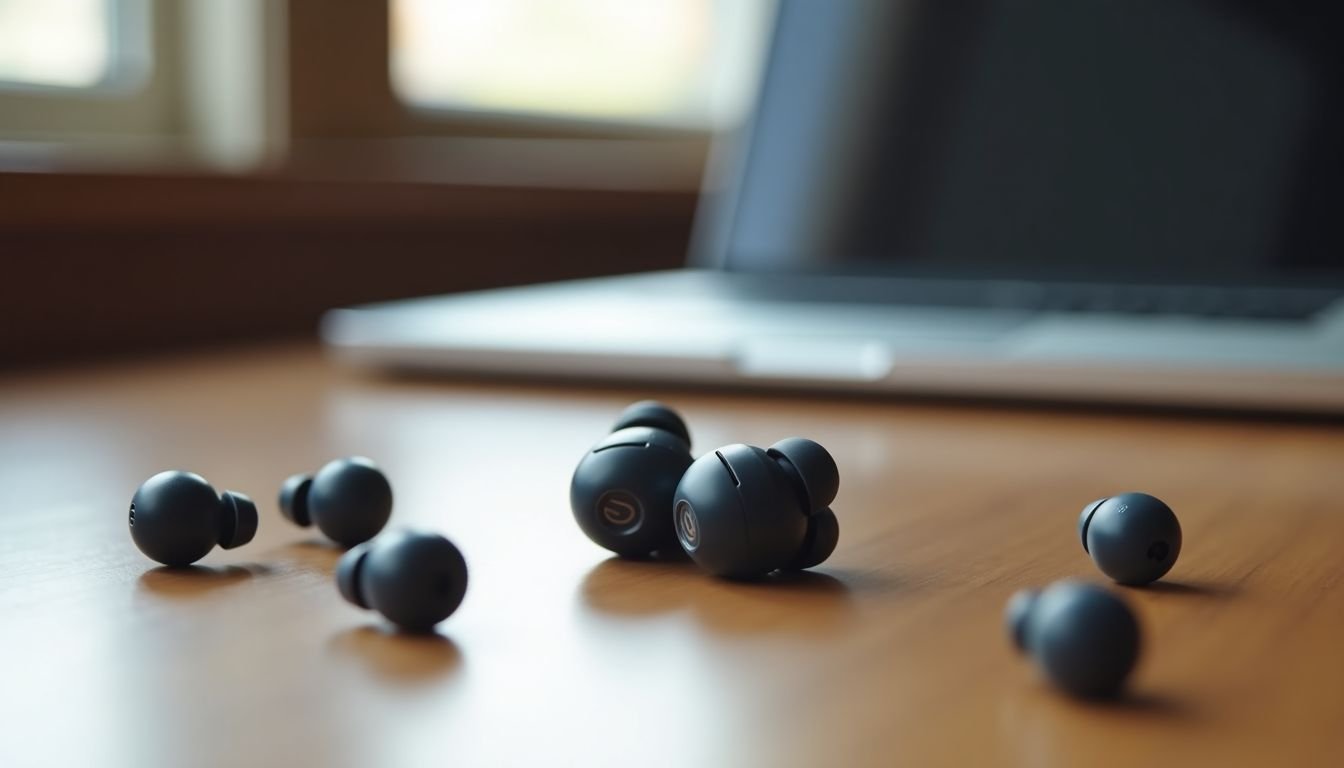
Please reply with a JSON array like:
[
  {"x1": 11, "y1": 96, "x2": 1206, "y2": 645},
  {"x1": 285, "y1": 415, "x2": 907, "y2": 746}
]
[
  {"x1": 597, "y1": 491, "x2": 642, "y2": 532},
  {"x1": 675, "y1": 500, "x2": 700, "y2": 552}
]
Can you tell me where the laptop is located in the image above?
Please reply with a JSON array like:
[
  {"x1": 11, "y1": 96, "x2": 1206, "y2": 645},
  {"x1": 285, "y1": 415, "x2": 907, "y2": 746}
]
[{"x1": 324, "y1": 0, "x2": 1344, "y2": 413}]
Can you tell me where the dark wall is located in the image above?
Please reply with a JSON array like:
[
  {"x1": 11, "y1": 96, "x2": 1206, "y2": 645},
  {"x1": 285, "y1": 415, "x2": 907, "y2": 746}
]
[{"x1": 0, "y1": 173, "x2": 694, "y2": 367}]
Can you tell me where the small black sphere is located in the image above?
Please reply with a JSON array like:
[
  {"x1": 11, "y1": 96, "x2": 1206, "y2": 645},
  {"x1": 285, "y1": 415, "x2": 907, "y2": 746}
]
[
  {"x1": 280, "y1": 457, "x2": 392, "y2": 547},
  {"x1": 673, "y1": 437, "x2": 840, "y2": 578},
  {"x1": 1005, "y1": 581, "x2": 1141, "y2": 699},
  {"x1": 570, "y1": 403, "x2": 693, "y2": 558},
  {"x1": 1079, "y1": 492, "x2": 1182, "y2": 585},
  {"x1": 129, "y1": 470, "x2": 258, "y2": 566},
  {"x1": 336, "y1": 530, "x2": 469, "y2": 632}
]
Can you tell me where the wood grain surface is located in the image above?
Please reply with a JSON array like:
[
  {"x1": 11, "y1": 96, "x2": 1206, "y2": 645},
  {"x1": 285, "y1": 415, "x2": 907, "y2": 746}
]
[{"x1": 1, "y1": 344, "x2": 1341, "y2": 767}]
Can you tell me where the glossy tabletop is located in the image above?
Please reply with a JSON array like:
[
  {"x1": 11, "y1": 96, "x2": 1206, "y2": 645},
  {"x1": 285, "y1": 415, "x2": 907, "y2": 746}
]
[{"x1": 1, "y1": 344, "x2": 1342, "y2": 767}]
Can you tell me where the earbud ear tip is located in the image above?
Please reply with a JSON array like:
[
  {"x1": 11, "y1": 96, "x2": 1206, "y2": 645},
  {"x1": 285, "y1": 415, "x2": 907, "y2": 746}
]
[
  {"x1": 769, "y1": 438, "x2": 839, "y2": 509},
  {"x1": 1004, "y1": 589, "x2": 1040, "y2": 653},
  {"x1": 218, "y1": 491, "x2": 258, "y2": 549},
  {"x1": 783, "y1": 508, "x2": 839, "y2": 571},
  {"x1": 279, "y1": 474, "x2": 313, "y2": 527},
  {"x1": 611, "y1": 401, "x2": 690, "y2": 445},
  {"x1": 335, "y1": 543, "x2": 372, "y2": 609},
  {"x1": 1077, "y1": 497, "x2": 1108, "y2": 553}
]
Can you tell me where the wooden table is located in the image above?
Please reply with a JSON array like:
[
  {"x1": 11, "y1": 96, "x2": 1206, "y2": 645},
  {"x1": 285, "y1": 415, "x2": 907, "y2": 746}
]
[{"x1": 2, "y1": 344, "x2": 1341, "y2": 767}]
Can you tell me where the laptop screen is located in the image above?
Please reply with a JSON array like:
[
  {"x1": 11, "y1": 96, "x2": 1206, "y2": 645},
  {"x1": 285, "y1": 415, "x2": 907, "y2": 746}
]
[{"x1": 721, "y1": 0, "x2": 1344, "y2": 288}]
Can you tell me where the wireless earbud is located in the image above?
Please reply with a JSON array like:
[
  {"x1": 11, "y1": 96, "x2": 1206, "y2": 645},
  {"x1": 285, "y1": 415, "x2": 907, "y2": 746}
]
[
  {"x1": 570, "y1": 401, "x2": 694, "y2": 558},
  {"x1": 1005, "y1": 581, "x2": 1141, "y2": 699},
  {"x1": 280, "y1": 457, "x2": 392, "y2": 547},
  {"x1": 672, "y1": 437, "x2": 840, "y2": 578},
  {"x1": 336, "y1": 530, "x2": 469, "y2": 632},
  {"x1": 129, "y1": 471, "x2": 258, "y2": 566},
  {"x1": 1079, "y1": 492, "x2": 1181, "y2": 585}
]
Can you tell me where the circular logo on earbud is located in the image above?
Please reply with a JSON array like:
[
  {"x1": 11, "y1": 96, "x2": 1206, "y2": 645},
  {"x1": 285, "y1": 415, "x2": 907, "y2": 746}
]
[
  {"x1": 675, "y1": 500, "x2": 700, "y2": 552},
  {"x1": 597, "y1": 490, "x2": 643, "y2": 533}
]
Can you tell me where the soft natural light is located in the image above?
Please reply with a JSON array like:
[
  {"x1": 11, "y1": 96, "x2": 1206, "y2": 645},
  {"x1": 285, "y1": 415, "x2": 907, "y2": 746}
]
[
  {"x1": 0, "y1": 0, "x2": 112, "y2": 88},
  {"x1": 390, "y1": 0, "x2": 771, "y2": 128}
]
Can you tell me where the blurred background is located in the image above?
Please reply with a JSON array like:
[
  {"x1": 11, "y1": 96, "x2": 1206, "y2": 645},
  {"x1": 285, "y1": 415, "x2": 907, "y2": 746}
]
[{"x1": 0, "y1": 0, "x2": 774, "y2": 366}]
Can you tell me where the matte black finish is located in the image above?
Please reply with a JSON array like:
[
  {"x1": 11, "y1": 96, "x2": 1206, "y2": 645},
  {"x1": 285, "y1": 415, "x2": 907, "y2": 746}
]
[
  {"x1": 1005, "y1": 581, "x2": 1141, "y2": 700},
  {"x1": 1079, "y1": 492, "x2": 1182, "y2": 585},
  {"x1": 569, "y1": 402, "x2": 693, "y2": 558},
  {"x1": 129, "y1": 470, "x2": 258, "y2": 566},
  {"x1": 279, "y1": 457, "x2": 392, "y2": 547},
  {"x1": 673, "y1": 438, "x2": 840, "y2": 579},
  {"x1": 335, "y1": 530, "x2": 469, "y2": 632},
  {"x1": 610, "y1": 400, "x2": 691, "y2": 445}
]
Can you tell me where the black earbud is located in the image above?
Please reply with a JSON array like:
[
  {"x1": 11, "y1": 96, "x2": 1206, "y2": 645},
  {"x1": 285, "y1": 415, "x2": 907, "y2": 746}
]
[
  {"x1": 129, "y1": 471, "x2": 258, "y2": 566},
  {"x1": 280, "y1": 457, "x2": 392, "y2": 547},
  {"x1": 569, "y1": 401, "x2": 694, "y2": 558},
  {"x1": 1079, "y1": 492, "x2": 1181, "y2": 585},
  {"x1": 672, "y1": 437, "x2": 840, "y2": 578},
  {"x1": 335, "y1": 530, "x2": 469, "y2": 632},
  {"x1": 1006, "y1": 581, "x2": 1141, "y2": 699}
]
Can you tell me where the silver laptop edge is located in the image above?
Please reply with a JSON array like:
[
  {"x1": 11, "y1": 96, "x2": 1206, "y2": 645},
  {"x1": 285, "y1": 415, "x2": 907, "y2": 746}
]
[{"x1": 324, "y1": 1, "x2": 1344, "y2": 414}]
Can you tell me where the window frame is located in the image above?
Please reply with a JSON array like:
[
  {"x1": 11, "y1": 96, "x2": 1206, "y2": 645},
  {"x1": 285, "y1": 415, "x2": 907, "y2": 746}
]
[
  {"x1": 0, "y1": 0, "x2": 762, "y2": 188},
  {"x1": 0, "y1": 0, "x2": 170, "y2": 141}
]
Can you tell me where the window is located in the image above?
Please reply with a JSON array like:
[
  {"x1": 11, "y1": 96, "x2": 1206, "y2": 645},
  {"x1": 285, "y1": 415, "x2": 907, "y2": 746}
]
[
  {"x1": 0, "y1": 0, "x2": 770, "y2": 177},
  {"x1": 0, "y1": 0, "x2": 111, "y2": 88},
  {"x1": 0, "y1": 0, "x2": 147, "y2": 90},
  {"x1": 390, "y1": 0, "x2": 773, "y2": 130}
]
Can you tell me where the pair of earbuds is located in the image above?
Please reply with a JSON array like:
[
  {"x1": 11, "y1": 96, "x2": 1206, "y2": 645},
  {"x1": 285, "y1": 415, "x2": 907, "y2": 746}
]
[
  {"x1": 1007, "y1": 492, "x2": 1183, "y2": 698},
  {"x1": 570, "y1": 401, "x2": 840, "y2": 578},
  {"x1": 129, "y1": 457, "x2": 393, "y2": 565},
  {"x1": 129, "y1": 459, "x2": 469, "y2": 632}
]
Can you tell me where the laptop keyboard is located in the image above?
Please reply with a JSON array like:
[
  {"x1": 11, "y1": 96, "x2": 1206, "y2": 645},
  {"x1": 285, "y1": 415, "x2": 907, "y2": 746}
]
[
  {"x1": 1031, "y1": 285, "x2": 1337, "y2": 320},
  {"x1": 734, "y1": 275, "x2": 1340, "y2": 322}
]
